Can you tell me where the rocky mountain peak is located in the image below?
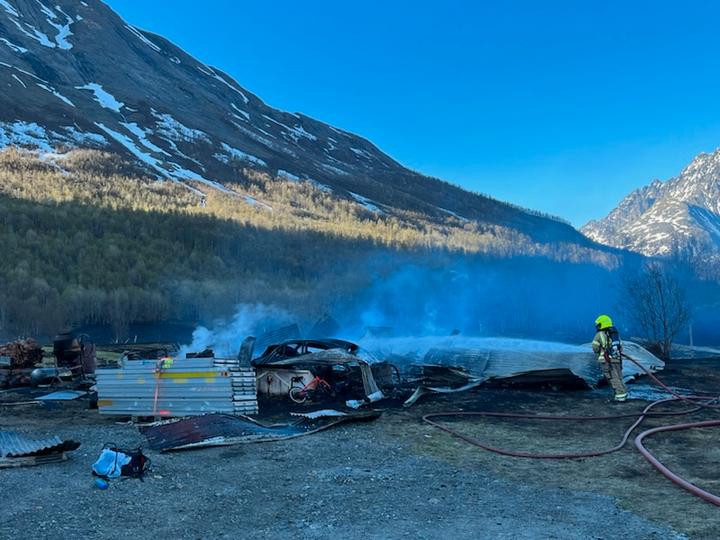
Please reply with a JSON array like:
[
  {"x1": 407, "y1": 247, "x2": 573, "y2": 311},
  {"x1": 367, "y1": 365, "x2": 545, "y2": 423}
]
[{"x1": 582, "y1": 148, "x2": 720, "y2": 259}]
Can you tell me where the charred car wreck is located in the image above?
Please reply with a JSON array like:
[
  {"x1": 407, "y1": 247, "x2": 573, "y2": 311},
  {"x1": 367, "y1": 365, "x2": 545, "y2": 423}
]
[{"x1": 251, "y1": 339, "x2": 393, "y2": 407}]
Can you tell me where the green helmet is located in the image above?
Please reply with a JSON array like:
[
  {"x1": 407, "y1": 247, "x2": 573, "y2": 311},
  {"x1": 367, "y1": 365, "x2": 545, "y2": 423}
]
[{"x1": 595, "y1": 314, "x2": 613, "y2": 330}]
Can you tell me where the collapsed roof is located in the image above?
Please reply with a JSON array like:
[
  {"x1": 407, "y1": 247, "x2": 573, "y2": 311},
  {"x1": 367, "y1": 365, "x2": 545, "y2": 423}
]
[{"x1": 357, "y1": 337, "x2": 664, "y2": 387}]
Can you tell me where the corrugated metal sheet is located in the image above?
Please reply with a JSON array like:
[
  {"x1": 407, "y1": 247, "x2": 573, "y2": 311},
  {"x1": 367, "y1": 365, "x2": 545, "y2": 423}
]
[
  {"x1": 362, "y1": 337, "x2": 664, "y2": 387},
  {"x1": 96, "y1": 357, "x2": 258, "y2": 416},
  {"x1": 254, "y1": 324, "x2": 301, "y2": 354},
  {"x1": 37, "y1": 390, "x2": 87, "y2": 401},
  {"x1": 140, "y1": 410, "x2": 382, "y2": 452},
  {"x1": 0, "y1": 431, "x2": 78, "y2": 458}
]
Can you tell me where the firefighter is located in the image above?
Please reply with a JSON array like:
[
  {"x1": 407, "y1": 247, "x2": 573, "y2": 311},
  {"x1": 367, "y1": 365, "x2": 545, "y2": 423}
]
[{"x1": 592, "y1": 315, "x2": 628, "y2": 402}]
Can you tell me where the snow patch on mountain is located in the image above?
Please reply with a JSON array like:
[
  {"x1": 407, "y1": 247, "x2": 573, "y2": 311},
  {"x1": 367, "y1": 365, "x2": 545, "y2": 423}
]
[
  {"x1": 167, "y1": 163, "x2": 233, "y2": 194},
  {"x1": 31, "y1": 2, "x2": 77, "y2": 50},
  {"x1": 277, "y1": 169, "x2": 300, "y2": 182},
  {"x1": 349, "y1": 191, "x2": 382, "y2": 214},
  {"x1": 120, "y1": 122, "x2": 169, "y2": 155},
  {"x1": 0, "y1": 121, "x2": 107, "y2": 153},
  {"x1": 205, "y1": 66, "x2": 249, "y2": 103},
  {"x1": 0, "y1": 37, "x2": 27, "y2": 53},
  {"x1": 319, "y1": 162, "x2": 350, "y2": 177},
  {"x1": 440, "y1": 208, "x2": 469, "y2": 222},
  {"x1": 153, "y1": 112, "x2": 210, "y2": 144},
  {"x1": 244, "y1": 195, "x2": 272, "y2": 211},
  {"x1": 36, "y1": 83, "x2": 74, "y2": 107},
  {"x1": 124, "y1": 24, "x2": 161, "y2": 52},
  {"x1": 1, "y1": 1, "x2": 76, "y2": 49},
  {"x1": 76, "y1": 83, "x2": 124, "y2": 112},
  {"x1": 214, "y1": 143, "x2": 266, "y2": 167},
  {"x1": 262, "y1": 115, "x2": 318, "y2": 143},
  {"x1": 96, "y1": 121, "x2": 230, "y2": 194},
  {"x1": 46, "y1": 11, "x2": 75, "y2": 50},
  {"x1": 583, "y1": 149, "x2": 720, "y2": 259},
  {"x1": 350, "y1": 147, "x2": 373, "y2": 160},
  {"x1": 62, "y1": 126, "x2": 107, "y2": 146},
  {"x1": 8, "y1": 18, "x2": 55, "y2": 48},
  {"x1": 232, "y1": 123, "x2": 297, "y2": 158},
  {"x1": 306, "y1": 177, "x2": 332, "y2": 193},
  {"x1": 0, "y1": 121, "x2": 53, "y2": 152},
  {"x1": 231, "y1": 103, "x2": 250, "y2": 121},
  {"x1": 37, "y1": 1, "x2": 56, "y2": 19},
  {"x1": 0, "y1": 61, "x2": 46, "y2": 82},
  {"x1": 96, "y1": 122, "x2": 164, "y2": 172},
  {"x1": 0, "y1": 0, "x2": 18, "y2": 17}
]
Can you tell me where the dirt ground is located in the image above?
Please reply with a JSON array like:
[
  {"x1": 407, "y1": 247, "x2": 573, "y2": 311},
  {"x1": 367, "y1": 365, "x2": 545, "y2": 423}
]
[{"x1": 1, "y1": 357, "x2": 718, "y2": 539}]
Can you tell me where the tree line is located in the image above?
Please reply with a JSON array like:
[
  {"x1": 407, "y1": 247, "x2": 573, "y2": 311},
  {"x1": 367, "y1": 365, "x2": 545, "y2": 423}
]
[{"x1": 0, "y1": 148, "x2": 621, "y2": 338}]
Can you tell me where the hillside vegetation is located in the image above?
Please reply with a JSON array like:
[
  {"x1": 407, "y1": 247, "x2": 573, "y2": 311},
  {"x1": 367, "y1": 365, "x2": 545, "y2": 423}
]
[{"x1": 0, "y1": 149, "x2": 617, "y2": 337}]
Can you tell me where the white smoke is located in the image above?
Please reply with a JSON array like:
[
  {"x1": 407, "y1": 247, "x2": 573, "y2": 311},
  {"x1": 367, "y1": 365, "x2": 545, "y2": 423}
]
[{"x1": 176, "y1": 303, "x2": 293, "y2": 359}]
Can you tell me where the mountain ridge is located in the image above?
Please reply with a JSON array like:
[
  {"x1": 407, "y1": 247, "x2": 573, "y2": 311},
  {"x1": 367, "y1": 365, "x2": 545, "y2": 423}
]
[
  {"x1": 0, "y1": 0, "x2": 609, "y2": 251},
  {"x1": 582, "y1": 149, "x2": 720, "y2": 260}
]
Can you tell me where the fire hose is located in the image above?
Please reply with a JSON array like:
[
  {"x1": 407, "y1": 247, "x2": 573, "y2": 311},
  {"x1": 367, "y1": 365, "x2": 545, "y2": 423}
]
[{"x1": 422, "y1": 353, "x2": 720, "y2": 506}]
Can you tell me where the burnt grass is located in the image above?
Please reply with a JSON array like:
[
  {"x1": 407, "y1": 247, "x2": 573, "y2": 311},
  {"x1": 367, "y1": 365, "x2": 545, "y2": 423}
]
[
  {"x1": 394, "y1": 357, "x2": 720, "y2": 538},
  {"x1": 0, "y1": 357, "x2": 718, "y2": 539}
]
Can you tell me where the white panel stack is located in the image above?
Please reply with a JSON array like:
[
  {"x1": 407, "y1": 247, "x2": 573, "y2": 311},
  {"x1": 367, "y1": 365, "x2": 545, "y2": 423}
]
[
  {"x1": 212, "y1": 358, "x2": 259, "y2": 415},
  {"x1": 96, "y1": 357, "x2": 258, "y2": 417}
]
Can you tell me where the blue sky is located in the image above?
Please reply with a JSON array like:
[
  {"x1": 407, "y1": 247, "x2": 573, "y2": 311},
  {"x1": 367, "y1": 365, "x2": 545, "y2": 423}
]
[{"x1": 106, "y1": 0, "x2": 720, "y2": 226}]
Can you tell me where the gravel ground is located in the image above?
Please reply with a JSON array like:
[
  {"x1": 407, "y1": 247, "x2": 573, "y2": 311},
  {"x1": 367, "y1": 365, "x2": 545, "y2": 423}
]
[{"x1": 2, "y1": 358, "x2": 717, "y2": 539}]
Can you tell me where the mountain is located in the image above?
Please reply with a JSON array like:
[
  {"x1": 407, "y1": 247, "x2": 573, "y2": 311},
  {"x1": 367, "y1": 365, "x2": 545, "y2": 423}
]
[
  {"x1": 582, "y1": 150, "x2": 720, "y2": 260},
  {"x1": 0, "y1": 0, "x2": 611, "y2": 252}
]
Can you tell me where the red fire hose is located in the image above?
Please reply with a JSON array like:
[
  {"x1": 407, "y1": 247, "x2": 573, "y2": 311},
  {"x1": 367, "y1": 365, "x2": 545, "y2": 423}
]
[
  {"x1": 635, "y1": 419, "x2": 720, "y2": 506},
  {"x1": 422, "y1": 353, "x2": 720, "y2": 506}
]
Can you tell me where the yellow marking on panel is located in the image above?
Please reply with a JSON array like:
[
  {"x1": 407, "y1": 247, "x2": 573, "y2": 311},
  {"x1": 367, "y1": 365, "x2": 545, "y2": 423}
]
[
  {"x1": 98, "y1": 399, "x2": 114, "y2": 407},
  {"x1": 157, "y1": 371, "x2": 219, "y2": 379}
]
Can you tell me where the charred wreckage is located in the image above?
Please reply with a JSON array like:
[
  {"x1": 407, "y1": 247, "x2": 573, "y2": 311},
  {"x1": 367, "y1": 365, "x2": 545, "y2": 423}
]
[{"x1": 6, "y1": 326, "x2": 717, "y2": 509}]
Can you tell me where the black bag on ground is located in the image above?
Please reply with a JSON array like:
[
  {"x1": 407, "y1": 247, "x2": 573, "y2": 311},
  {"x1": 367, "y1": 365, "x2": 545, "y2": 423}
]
[
  {"x1": 92, "y1": 443, "x2": 150, "y2": 480},
  {"x1": 116, "y1": 446, "x2": 149, "y2": 479}
]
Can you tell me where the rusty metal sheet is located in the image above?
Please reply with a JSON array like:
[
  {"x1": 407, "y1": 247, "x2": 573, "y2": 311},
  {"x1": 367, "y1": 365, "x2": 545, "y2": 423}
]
[{"x1": 140, "y1": 411, "x2": 382, "y2": 452}]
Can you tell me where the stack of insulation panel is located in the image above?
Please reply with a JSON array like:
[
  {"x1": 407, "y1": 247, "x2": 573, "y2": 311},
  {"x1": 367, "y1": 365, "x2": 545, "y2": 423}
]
[
  {"x1": 213, "y1": 357, "x2": 260, "y2": 415},
  {"x1": 96, "y1": 357, "x2": 258, "y2": 417}
]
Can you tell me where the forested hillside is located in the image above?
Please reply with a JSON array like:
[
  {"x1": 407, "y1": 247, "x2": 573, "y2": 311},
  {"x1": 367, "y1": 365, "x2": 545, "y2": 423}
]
[
  {"x1": 0, "y1": 149, "x2": 620, "y2": 337},
  {"x1": 1, "y1": 0, "x2": 610, "y2": 251}
]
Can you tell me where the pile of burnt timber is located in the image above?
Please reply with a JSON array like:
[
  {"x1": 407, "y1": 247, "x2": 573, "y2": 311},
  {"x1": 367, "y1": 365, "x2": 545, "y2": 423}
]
[{"x1": 96, "y1": 356, "x2": 258, "y2": 417}]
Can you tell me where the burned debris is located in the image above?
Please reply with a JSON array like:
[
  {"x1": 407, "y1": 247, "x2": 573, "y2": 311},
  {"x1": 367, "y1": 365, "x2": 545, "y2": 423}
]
[
  {"x1": 2, "y1": 321, "x2": 693, "y2": 513},
  {"x1": 0, "y1": 333, "x2": 97, "y2": 390},
  {"x1": 139, "y1": 410, "x2": 382, "y2": 452},
  {"x1": 359, "y1": 337, "x2": 666, "y2": 406},
  {"x1": 251, "y1": 338, "x2": 359, "y2": 366},
  {"x1": 250, "y1": 338, "x2": 389, "y2": 407},
  {"x1": 0, "y1": 338, "x2": 44, "y2": 388}
]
